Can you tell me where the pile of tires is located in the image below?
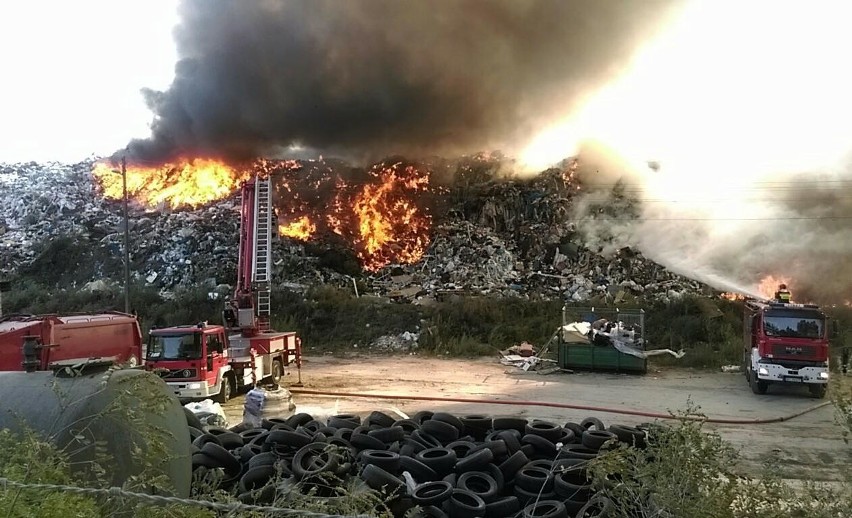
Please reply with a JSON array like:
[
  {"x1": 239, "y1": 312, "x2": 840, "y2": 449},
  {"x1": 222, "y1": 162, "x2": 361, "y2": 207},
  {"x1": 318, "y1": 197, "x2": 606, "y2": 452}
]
[{"x1": 185, "y1": 409, "x2": 649, "y2": 518}]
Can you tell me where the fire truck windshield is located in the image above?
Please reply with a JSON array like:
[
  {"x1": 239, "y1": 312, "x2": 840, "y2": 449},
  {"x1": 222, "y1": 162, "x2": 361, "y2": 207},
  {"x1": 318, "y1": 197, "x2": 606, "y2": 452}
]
[
  {"x1": 763, "y1": 314, "x2": 823, "y2": 339},
  {"x1": 147, "y1": 333, "x2": 202, "y2": 360}
]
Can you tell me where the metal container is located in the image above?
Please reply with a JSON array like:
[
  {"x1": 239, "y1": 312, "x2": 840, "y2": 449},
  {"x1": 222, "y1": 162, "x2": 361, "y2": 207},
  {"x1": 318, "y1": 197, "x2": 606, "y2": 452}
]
[{"x1": 0, "y1": 367, "x2": 191, "y2": 496}]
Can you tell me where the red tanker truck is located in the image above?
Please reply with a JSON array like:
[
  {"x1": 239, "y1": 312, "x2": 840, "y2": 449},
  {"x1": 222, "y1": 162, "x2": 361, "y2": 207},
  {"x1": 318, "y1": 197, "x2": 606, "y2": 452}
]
[{"x1": 0, "y1": 312, "x2": 143, "y2": 372}]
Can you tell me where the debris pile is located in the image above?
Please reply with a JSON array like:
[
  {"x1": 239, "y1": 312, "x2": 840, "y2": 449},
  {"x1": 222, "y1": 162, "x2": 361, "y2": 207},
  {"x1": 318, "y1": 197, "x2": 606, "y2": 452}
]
[{"x1": 0, "y1": 159, "x2": 705, "y2": 302}]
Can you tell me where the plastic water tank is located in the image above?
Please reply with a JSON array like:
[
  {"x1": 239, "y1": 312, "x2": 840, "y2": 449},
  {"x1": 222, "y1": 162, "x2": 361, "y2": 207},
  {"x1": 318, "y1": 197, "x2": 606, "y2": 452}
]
[{"x1": 0, "y1": 367, "x2": 191, "y2": 496}]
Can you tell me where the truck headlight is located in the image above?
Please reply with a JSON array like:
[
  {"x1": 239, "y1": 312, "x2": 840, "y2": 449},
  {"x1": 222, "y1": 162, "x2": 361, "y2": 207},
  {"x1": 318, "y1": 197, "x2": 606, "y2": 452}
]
[
  {"x1": 818, "y1": 372, "x2": 829, "y2": 380},
  {"x1": 187, "y1": 383, "x2": 202, "y2": 390},
  {"x1": 758, "y1": 367, "x2": 769, "y2": 376}
]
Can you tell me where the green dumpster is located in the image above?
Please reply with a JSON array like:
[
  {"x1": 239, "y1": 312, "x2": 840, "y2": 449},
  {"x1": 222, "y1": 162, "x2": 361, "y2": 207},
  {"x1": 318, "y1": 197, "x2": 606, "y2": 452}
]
[{"x1": 557, "y1": 342, "x2": 647, "y2": 374}]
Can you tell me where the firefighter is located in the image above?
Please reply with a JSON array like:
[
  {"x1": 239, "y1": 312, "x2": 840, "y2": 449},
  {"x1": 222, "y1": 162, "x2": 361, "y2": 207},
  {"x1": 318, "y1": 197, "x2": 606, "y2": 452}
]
[{"x1": 774, "y1": 283, "x2": 792, "y2": 303}]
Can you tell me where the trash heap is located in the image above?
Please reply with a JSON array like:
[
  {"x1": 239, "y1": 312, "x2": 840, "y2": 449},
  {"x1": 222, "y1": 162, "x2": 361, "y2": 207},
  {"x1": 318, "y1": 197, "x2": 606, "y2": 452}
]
[{"x1": 0, "y1": 158, "x2": 705, "y2": 303}]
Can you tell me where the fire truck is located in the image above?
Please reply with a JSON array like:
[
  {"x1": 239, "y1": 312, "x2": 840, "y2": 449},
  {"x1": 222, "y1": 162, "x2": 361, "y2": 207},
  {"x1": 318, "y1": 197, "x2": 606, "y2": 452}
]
[
  {"x1": 0, "y1": 312, "x2": 142, "y2": 372},
  {"x1": 743, "y1": 299, "x2": 830, "y2": 398},
  {"x1": 146, "y1": 176, "x2": 301, "y2": 403}
]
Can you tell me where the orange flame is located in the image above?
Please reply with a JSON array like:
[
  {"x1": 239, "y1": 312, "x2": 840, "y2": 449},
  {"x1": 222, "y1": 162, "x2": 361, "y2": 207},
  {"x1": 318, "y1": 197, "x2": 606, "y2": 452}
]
[
  {"x1": 353, "y1": 162, "x2": 431, "y2": 271},
  {"x1": 93, "y1": 158, "x2": 250, "y2": 209},
  {"x1": 278, "y1": 216, "x2": 316, "y2": 241},
  {"x1": 757, "y1": 274, "x2": 792, "y2": 300},
  {"x1": 720, "y1": 292, "x2": 745, "y2": 301}
]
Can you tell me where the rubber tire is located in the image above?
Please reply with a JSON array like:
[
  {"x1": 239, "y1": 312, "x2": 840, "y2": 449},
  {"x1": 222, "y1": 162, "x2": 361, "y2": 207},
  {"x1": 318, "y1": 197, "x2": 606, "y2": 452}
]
[
  {"x1": 447, "y1": 440, "x2": 477, "y2": 459},
  {"x1": 553, "y1": 471, "x2": 593, "y2": 501},
  {"x1": 292, "y1": 443, "x2": 340, "y2": 480},
  {"x1": 214, "y1": 374, "x2": 234, "y2": 404},
  {"x1": 810, "y1": 384, "x2": 828, "y2": 399},
  {"x1": 368, "y1": 426, "x2": 405, "y2": 444},
  {"x1": 285, "y1": 413, "x2": 314, "y2": 428},
  {"x1": 499, "y1": 450, "x2": 530, "y2": 481},
  {"x1": 267, "y1": 429, "x2": 312, "y2": 449},
  {"x1": 457, "y1": 471, "x2": 499, "y2": 503},
  {"x1": 513, "y1": 485, "x2": 556, "y2": 507},
  {"x1": 422, "y1": 419, "x2": 460, "y2": 443},
  {"x1": 411, "y1": 480, "x2": 454, "y2": 506},
  {"x1": 563, "y1": 422, "x2": 585, "y2": 441},
  {"x1": 456, "y1": 447, "x2": 494, "y2": 473},
  {"x1": 449, "y1": 488, "x2": 487, "y2": 518},
  {"x1": 581, "y1": 430, "x2": 617, "y2": 451},
  {"x1": 461, "y1": 415, "x2": 493, "y2": 439},
  {"x1": 365, "y1": 410, "x2": 397, "y2": 428},
  {"x1": 576, "y1": 496, "x2": 614, "y2": 517},
  {"x1": 350, "y1": 432, "x2": 387, "y2": 451},
  {"x1": 558, "y1": 444, "x2": 598, "y2": 460},
  {"x1": 522, "y1": 434, "x2": 557, "y2": 455},
  {"x1": 485, "y1": 496, "x2": 520, "y2": 518},
  {"x1": 525, "y1": 420, "x2": 563, "y2": 443},
  {"x1": 393, "y1": 419, "x2": 421, "y2": 434},
  {"x1": 361, "y1": 449, "x2": 401, "y2": 474},
  {"x1": 493, "y1": 416, "x2": 528, "y2": 433},
  {"x1": 432, "y1": 412, "x2": 465, "y2": 434},
  {"x1": 749, "y1": 367, "x2": 768, "y2": 394},
  {"x1": 200, "y1": 442, "x2": 241, "y2": 475},
  {"x1": 400, "y1": 455, "x2": 439, "y2": 483},
  {"x1": 239, "y1": 464, "x2": 276, "y2": 493},
  {"x1": 328, "y1": 414, "x2": 361, "y2": 429},
  {"x1": 514, "y1": 466, "x2": 554, "y2": 493},
  {"x1": 522, "y1": 500, "x2": 569, "y2": 518},
  {"x1": 183, "y1": 407, "x2": 204, "y2": 430},
  {"x1": 412, "y1": 410, "x2": 434, "y2": 424},
  {"x1": 416, "y1": 448, "x2": 457, "y2": 476},
  {"x1": 360, "y1": 463, "x2": 404, "y2": 495},
  {"x1": 270, "y1": 359, "x2": 283, "y2": 385},
  {"x1": 579, "y1": 417, "x2": 605, "y2": 431}
]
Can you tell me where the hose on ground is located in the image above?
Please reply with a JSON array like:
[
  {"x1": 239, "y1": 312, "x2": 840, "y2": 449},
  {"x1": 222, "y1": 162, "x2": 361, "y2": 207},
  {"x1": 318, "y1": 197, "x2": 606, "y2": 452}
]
[{"x1": 289, "y1": 388, "x2": 833, "y2": 425}]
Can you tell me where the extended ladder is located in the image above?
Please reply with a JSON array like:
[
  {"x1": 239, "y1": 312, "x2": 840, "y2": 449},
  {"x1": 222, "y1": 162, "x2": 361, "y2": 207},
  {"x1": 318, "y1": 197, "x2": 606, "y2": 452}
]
[{"x1": 253, "y1": 177, "x2": 272, "y2": 331}]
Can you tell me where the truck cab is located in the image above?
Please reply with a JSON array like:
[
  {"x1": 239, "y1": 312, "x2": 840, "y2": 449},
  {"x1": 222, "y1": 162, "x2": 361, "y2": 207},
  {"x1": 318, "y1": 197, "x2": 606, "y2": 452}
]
[
  {"x1": 146, "y1": 323, "x2": 231, "y2": 402},
  {"x1": 744, "y1": 301, "x2": 829, "y2": 398}
]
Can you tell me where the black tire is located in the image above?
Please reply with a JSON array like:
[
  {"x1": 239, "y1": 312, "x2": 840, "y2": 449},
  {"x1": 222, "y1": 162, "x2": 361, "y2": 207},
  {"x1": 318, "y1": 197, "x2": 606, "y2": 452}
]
[
  {"x1": 270, "y1": 359, "x2": 283, "y2": 385},
  {"x1": 368, "y1": 426, "x2": 405, "y2": 444},
  {"x1": 461, "y1": 415, "x2": 492, "y2": 439},
  {"x1": 749, "y1": 369, "x2": 768, "y2": 395},
  {"x1": 447, "y1": 440, "x2": 477, "y2": 459},
  {"x1": 262, "y1": 418, "x2": 290, "y2": 430},
  {"x1": 456, "y1": 447, "x2": 494, "y2": 473},
  {"x1": 523, "y1": 500, "x2": 569, "y2": 518},
  {"x1": 457, "y1": 471, "x2": 499, "y2": 503},
  {"x1": 483, "y1": 462, "x2": 505, "y2": 492},
  {"x1": 412, "y1": 430, "x2": 443, "y2": 449},
  {"x1": 485, "y1": 496, "x2": 520, "y2": 518},
  {"x1": 607, "y1": 424, "x2": 644, "y2": 447},
  {"x1": 581, "y1": 430, "x2": 617, "y2": 451},
  {"x1": 214, "y1": 431, "x2": 244, "y2": 450},
  {"x1": 563, "y1": 422, "x2": 585, "y2": 440},
  {"x1": 360, "y1": 463, "x2": 404, "y2": 495},
  {"x1": 292, "y1": 443, "x2": 341, "y2": 480},
  {"x1": 416, "y1": 505, "x2": 449, "y2": 518},
  {"x1": 200, "y1": 442, "x2": 241, "y2": 475},
  {"x1": 471, "y1": 439, "x2": 509, "y2": 462},
  {"x1": 248, "y1": 451, "x2": 278, "y2": 469},
  {"x1": 240, "y1": 428, "x2": 267, "y2": 442},
  {"x1": 411, "y1": 480, "x2": 454, "y2": 506},
  {"x1": 214, "y1": 374, "x2": 234, "y2": 404},
  {"x1": 449, "y1": 488, "x2": 487, "y2": 518},
  {"x1": 400, "y1": 455, "x2": 439, "y2": 483},
  {"x1": 558, "y1": 444, "x2": 599, "y2": 460},
  {"x1": 525, "y1": 420, "x2": 563, "y2": 443},
  {"x1": 432, "y1": 412, "x2": 465, "y2": 434},
  {"x1": 422, "y1": 419, "x2": 460, "y2": 443},
  {"x1": 810, "y1": 384, "x2": 828, "y2": 399},
  {"x1": 285, "y1": 413, "x2": 314, "y2": 428},
  {"x1": 361, "y1": 449, "x2": 401, "y2": 474},
  {"x1": 393, "y1": 419, "x2": 421, "y2": 434},
  {"x1": 553, "y1": 471, "x2": 593, "y2": 501},
  {"x1": 412, "y1": 410, "x2": 435, "y2": 424},
  {"x1": 514, "y1": 466, "x2": 554, "y2": 493},
  {"x1": 328, "y1": 414, "x2": 361, "y2": 430},
  {"x1": 491, "y1": 430, "x2": 522, "y2": 454},
  {"x1": 579, "y1": 417, "x2": 605, "y2": 431},
  {"x1": 351, "y1": 432, "x2": 387, "y2": 451},
  {"x1": 513, "y1": 485, "x2": 555, "y2": 507},
  {"x1": 416, "y1": 448, "x2": 457, "y2": 476},
  {"x1": 522, "y1": 434, "x2": 557, "y2": 455},
  {"x1": 575, "y1": 495, "x2": 614, "y2": 517},
  {"x1": 192, "y1": 433, "x2": 222, "y2": 449},
  {"x1": 239, "y1": 464, "x2": 276, "y2": 493},
  {"x1": 267, "y1": 429, "x2": 312, "y2": 449},
  {"x1": 493, "y1": 416, "x2": 528, "y2": 433},
  {"x1": 365, "y1": 410, "x2": 397, "y2": 428},
  {"x1": 499, "y1": 450, "x2": 530, "y2": 481},
  {"x1": 183, "y1": 407, "x2": 204, "y2": 430},
  {"x1": 188, "y1": 426, "x2": 204, "y2": 442}
]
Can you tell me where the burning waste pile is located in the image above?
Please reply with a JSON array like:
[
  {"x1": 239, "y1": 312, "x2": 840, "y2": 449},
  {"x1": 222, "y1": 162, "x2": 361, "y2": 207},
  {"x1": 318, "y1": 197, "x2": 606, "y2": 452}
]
[{"x1": 0, "y1": 155, "x2": 703, "y2": 303}]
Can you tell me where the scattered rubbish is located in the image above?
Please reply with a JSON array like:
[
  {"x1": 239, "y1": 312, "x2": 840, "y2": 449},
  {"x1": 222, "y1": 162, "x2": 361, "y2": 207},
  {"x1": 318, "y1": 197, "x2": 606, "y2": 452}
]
[{"x1": 721, "y1": 365, "x2": 742, "y2": 373}]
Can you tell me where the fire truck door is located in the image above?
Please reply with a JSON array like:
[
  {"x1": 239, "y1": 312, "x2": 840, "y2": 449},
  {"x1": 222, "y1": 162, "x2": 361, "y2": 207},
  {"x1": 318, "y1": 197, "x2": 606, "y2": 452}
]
[{"x1": 205, "y1": 334, "x2": 227, "y2": 386}]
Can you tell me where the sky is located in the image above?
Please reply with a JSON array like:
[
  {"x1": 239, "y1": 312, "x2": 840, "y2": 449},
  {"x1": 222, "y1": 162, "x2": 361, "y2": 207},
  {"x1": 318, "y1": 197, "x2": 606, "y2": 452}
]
[{"x1": 0, "y1": 1, "x2": 178, "y2": 163}]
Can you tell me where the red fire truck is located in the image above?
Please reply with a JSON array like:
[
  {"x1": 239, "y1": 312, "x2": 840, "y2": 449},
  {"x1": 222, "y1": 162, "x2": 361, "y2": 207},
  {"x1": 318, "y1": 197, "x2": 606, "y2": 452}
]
[
  {"x1": 743, "y1": 299, "x2": 830, "y2": 398},
  {"x1": 0, "y1": 312, "x2": 142, "y2": 372},
  {"x1": 146, "y1": 175, "x2": 301, "y2": 402}
]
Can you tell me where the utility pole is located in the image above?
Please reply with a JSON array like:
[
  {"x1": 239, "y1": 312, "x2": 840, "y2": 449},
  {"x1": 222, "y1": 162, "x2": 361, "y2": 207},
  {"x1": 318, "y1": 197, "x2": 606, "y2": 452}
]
[{"x1": 121, "y1": 156, "x2": 131, "y2": 314}]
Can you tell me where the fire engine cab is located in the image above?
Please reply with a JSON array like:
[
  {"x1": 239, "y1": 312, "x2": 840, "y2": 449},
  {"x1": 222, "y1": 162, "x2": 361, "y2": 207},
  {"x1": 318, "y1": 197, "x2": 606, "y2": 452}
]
[
  {"x1": 743, "y1": 299, "x2": 830, "y2": 398},
  {"x1": 146, "y1": 175, "x2": 301, "y2": 402}
]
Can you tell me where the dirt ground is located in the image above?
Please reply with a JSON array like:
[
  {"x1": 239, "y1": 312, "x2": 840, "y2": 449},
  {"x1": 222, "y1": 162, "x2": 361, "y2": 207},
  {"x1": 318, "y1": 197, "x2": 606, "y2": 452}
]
[{"x1": 223, "y1": 355, "x2": 851, "y2": 482}]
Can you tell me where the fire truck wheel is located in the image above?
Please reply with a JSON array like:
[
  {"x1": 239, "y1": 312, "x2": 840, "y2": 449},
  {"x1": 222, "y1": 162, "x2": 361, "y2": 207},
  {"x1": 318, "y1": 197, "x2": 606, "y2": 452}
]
[
  {"x1": 749, "y1": 370, "x2": 768, "y2": 395},
  {"x1": 809, "y1": 384, "x2": 828, "y2": 399},
  {"x1": 215, "y1": 375, "x2": 234, "y2": 404},
  {"x1": 271, "y1": 360, "x2": 283, "y2": 384}
]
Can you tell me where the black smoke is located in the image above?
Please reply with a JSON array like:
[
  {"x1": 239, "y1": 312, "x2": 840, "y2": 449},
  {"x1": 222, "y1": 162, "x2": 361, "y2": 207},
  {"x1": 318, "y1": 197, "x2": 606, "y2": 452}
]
[{"x1": 125, "y1": 0, "x2": 680, "y2": 163}]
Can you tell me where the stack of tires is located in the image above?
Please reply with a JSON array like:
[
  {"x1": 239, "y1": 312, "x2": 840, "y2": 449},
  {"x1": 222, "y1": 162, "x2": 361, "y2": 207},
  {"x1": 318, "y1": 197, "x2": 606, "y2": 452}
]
[{"x1": 186, "y1": 410, "x2": 649, "y2": 518}]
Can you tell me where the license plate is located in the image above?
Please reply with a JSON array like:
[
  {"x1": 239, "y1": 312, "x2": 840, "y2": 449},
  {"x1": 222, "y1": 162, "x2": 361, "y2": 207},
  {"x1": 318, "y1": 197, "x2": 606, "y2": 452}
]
[{"x1": 783, "y1": 376, "x2": 803, "y2": 383}]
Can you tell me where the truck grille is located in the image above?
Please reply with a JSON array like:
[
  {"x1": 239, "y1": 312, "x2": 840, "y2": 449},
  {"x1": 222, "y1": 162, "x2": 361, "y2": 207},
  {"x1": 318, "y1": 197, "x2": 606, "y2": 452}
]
[
  {"x1": 771, "y1": 344, "x2": 819, "y2": 359},
  {"x1": 158, "y1": 368, "x2": 198, "y2": 379}
]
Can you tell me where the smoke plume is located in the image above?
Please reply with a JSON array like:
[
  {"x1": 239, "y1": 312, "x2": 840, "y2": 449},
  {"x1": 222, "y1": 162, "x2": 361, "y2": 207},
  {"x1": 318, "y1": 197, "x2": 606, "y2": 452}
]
[{"x1": 125, "y1": 0, "x2": 679, "y2": 162}]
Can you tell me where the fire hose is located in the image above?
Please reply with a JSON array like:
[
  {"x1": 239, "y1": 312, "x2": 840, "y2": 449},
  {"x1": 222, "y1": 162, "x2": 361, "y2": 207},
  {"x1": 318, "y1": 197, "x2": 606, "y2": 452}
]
[{"x1": 289, "y1": 388, "x2": 833, "y2": 425}]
